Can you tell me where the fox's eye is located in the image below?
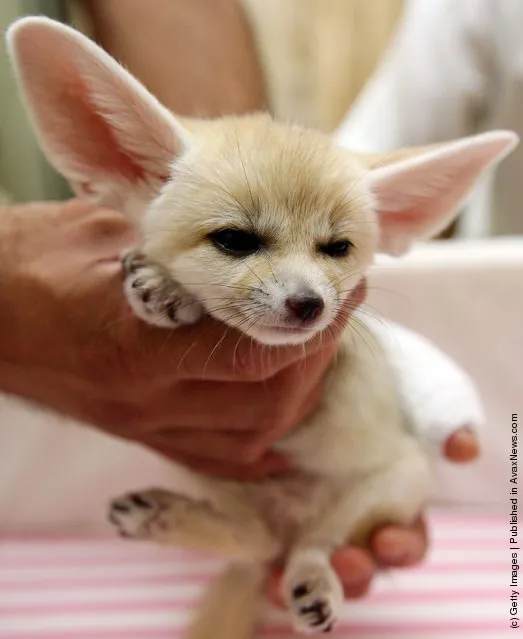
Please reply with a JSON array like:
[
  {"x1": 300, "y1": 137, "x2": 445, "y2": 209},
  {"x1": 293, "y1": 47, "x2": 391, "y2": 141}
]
[
  {"x1": 209, "y1": 229, "x2": 262, "y2": 257},
  {"x1": 319, "y1": 240, "x2": 352, "y2": 258}
]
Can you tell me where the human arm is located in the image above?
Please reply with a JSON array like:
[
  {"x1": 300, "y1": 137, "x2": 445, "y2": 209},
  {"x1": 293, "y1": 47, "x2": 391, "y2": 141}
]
[
  {"x1": 84, "y1": 0, "x2": 267, "y2": 117},
  {"x1": 0, "y1": 199, "x2": 351, "y2": 480}
]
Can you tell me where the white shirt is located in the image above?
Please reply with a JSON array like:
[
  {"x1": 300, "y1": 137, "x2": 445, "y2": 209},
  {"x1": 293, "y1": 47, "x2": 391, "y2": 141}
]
[{"x1": 335, "y1": 0, "x2": 523, "y2": 237}]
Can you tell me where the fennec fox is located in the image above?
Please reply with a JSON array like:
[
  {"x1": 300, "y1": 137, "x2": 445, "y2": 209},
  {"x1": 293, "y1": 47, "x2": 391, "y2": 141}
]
[{"x1": 7, "y1": 17, "x2": 516, "y2": 638}]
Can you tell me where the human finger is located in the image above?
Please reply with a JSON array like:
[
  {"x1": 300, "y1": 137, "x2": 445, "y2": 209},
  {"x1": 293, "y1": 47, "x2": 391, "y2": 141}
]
[
  {"x1": 368, "y1": 515, "x2": 428, "y2": 568},
  {"x1": 444, "y1": 426, "x2": 479, "y2": 462},
  {"x1": 135, "y1": 278, "x2": 367, "y2": 383}
]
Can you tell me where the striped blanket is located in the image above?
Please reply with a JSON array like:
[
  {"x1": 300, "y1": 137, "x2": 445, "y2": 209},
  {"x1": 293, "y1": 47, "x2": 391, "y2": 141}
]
[{"x1": 0, "y1": 511, "x2": 509, "y2": 638}]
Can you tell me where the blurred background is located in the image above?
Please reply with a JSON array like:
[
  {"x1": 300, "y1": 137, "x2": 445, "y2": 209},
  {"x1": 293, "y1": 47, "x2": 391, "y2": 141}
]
[
  {"x1": 0, "y1": 0, "x2": 404, "y2": 204},
  {"x1": 1, "y1": 0, "x2": 521, "y2": 237}
]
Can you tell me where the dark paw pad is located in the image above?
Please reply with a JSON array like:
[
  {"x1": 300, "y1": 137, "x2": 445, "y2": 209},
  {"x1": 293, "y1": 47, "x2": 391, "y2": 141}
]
[
  {"x1": 292, "y1": 584, "x2": 311, "y2": 599},
  {"x1": 123, "y1": 251, "x2": 147, "y2": 274},
  {"x1": 165, "y1": 301, "x2": 178, "y2": 321},
  {"x1": 130, "y1": 494, "x2": 153, "y2": 509},
  {"x1": 111, "y1": 501, "x2": 131, "y2": 513},
  {"x1": 300, "y1": 601, "x2": 329, "y2": 627}
]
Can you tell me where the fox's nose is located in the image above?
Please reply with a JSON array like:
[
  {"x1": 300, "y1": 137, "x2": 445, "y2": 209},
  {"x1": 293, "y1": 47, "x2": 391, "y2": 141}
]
[{"x1": 285, "y1": 295, "x2": 325, "y2": 322}]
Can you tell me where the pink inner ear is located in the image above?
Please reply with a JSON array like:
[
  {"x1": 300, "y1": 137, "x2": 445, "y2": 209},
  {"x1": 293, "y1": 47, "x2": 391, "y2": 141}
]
[
  {"x1": 379, "y1": 208, "x2": 422, "y2": 232},
  {"x1": 14, "y1": 26, "x2": 172, "y2": 188},
  {"x1": 57, "y1": 74, "x2": 146, "y2": 183}
]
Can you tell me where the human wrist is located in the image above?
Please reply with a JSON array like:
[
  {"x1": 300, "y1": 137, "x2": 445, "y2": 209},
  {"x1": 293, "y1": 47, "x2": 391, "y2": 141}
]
[
  {"x1": 0, "y1": 205, "x2": 29, "y2": 361},
  {"x1": 0, "y1": 206, "x2": 21, "y2": 386},
  {"x1": 0, "y1": 206, "x2": 16, "y2": 319}
]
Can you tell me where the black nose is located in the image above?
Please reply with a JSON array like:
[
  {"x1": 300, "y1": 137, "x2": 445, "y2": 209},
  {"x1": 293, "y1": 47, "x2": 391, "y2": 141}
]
[{"x1": 285, "y1": 295, "x2": 325, "y2": 322}]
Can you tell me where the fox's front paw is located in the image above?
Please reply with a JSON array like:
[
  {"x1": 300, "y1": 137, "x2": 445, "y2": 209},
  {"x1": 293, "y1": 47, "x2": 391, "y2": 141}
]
[
  {"x1": 121, "y1": 248, "x2": 203, "y2": 328},
  {"x1": 108, "y1": 489, "x2": 177, "y2": 539}
]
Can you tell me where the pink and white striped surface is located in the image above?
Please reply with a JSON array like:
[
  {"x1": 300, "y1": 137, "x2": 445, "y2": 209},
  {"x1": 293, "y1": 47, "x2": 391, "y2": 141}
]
[{"x1": 0, "y1": 511, "x2": 511, "y2": 639}]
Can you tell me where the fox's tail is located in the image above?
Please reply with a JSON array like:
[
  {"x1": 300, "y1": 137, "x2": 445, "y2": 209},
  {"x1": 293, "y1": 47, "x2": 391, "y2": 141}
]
[{"x1": 186, "y1": 563, "x2": 268, "y2": 639}]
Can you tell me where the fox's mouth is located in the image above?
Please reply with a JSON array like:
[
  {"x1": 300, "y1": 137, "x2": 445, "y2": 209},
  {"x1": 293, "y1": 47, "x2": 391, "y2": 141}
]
[
  {"x1": 248, "y1": 321, "x2": 324, "y2": 346},
  {"x1": 266, "y1": 325, "x2": 317, "y2": 334},
  {"x1": 213, "y1": 305, "x2": 329, "y2": 345}
]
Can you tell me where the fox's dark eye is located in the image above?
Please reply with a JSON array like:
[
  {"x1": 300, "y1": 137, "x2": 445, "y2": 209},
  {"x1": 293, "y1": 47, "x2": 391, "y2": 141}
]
[
  {"x1": 319, "y1": 240, "x2": 352, "y2": 258},
  {"x1": 209, "y1": 229, "x2": 262, "y2": 257}
]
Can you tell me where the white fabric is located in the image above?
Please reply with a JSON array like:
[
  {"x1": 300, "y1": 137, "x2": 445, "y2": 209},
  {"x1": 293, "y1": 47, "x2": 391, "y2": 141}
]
[
  {"x1": 0, "y1": 238, "x2": 521, "y2": 531},
  {"x1": 363, "y1": 314, "x2": 485, "y2": 451},
  {"x1": 369, "y1": 237, "x2": 523, "y2": 510},
  {"x1": 334, "y1": 0, "x2": 523, "y2": 237}
]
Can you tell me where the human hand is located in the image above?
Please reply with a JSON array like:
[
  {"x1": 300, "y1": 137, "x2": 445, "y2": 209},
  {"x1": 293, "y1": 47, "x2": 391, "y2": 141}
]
[
  {"x1": 267, "y1": 427, "x2": 479, "y2": 604},
  {"x1": 0, "y1": 199, "x2": 480, "y2": 593},
  {"x1": 0, "y1": 199, "x2": 364, "y2": 479}
]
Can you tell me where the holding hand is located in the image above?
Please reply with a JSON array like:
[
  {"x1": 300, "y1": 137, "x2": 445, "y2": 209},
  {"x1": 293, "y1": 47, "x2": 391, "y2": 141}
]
[
  {"x1": 268, "y1": 430, "x2": 478, "y2": 606},
  {"x1": 0, "y1": 199, "x2": 479, "y2": 604},
  {"x1": 0, "y1": 199, "x2": 360, "y2": 479}
]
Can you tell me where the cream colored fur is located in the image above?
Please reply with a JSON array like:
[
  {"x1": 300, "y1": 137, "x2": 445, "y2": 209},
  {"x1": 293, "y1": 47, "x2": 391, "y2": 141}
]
[{"x1": 6, "y1": 17, "x2": 518, "y2": 638}]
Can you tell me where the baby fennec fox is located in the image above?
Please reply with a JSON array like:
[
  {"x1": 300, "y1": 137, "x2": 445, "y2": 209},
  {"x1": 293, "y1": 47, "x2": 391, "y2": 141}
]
[{"x1": 7, "y1": 17, "x2": 518, "y2": 638}]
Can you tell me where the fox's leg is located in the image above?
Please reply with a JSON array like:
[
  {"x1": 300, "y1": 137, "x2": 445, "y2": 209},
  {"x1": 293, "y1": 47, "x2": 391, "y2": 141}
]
[
  {"x1": 108, "y1": 485, "x2": 280, "y2": 563},
  {"x1": 283, "y1": 445, "x2": 431, "y2": 634}
]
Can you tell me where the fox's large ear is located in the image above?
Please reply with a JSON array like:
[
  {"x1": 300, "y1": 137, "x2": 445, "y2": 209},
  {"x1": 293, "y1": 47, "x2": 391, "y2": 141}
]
[
  {"x1": 6, "y1": 17, "x2": 190, "y2": 220},
  {"x1": 364, "y1": 131, "x2": 518, "y2": 256}
]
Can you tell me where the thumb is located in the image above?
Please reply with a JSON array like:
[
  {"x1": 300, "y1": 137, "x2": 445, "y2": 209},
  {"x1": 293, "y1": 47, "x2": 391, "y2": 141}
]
[
  {"x1": 138, "y1": 277, "x2": 368, "y2": 382},
  {"x1": 444, "y1": 427, "x2": 480, "y2": 463}
]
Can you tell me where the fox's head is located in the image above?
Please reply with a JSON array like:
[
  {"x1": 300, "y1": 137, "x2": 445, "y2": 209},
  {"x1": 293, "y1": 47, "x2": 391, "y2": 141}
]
[{"x1": 6, "y1": 17, "x2": 518, "y2": 345}]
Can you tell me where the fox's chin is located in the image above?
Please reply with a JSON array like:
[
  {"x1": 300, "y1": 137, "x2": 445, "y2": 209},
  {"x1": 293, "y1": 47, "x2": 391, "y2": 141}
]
[
  {"x1": 211, "y1": 308, "x2": 331, "y2": 346},
  {"x1": 245, "y1": 324, "x2": 323, "y2": 346}
]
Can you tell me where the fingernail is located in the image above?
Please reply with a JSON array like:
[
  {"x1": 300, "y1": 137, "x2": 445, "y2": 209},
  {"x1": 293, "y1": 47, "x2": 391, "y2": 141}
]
[
  {"x1": 342, "y1": 573, "x2": 372, "y2": 589},
  {"x1": 444, "y1": 427, "x2": 479, "y2": 462},
  {"x1": 382, "y1": 540, "x2": 422, "y2": 565},
  {"x1": 384, "y1": 548, "x2": 411, "y2": 563}
]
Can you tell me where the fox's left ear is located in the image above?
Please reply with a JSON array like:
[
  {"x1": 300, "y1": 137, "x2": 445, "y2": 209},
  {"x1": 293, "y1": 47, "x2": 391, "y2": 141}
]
[{"x1": 365, "y1": 131, "x2": 519, "y2": 256}]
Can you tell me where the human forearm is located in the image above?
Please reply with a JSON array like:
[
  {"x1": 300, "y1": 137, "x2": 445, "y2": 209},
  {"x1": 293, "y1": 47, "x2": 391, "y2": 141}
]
[{"x1": 85, "y1": 0, "x2": 267, "y2": 117}]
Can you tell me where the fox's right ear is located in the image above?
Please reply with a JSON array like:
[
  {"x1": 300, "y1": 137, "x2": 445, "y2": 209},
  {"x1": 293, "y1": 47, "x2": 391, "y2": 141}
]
[{"x1": 6, "y1": 17, "x2": 190, "y2": 220}]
